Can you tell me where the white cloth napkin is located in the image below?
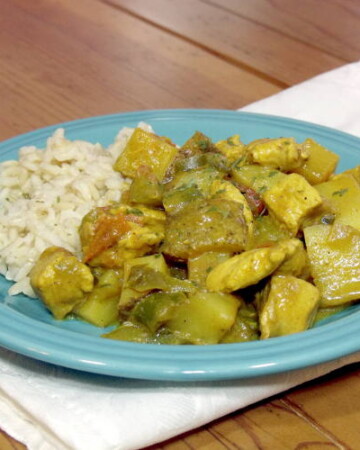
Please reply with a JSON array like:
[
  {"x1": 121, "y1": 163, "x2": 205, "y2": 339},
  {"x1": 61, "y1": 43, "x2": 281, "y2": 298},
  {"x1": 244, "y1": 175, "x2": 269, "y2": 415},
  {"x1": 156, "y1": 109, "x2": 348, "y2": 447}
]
[{"x1": 2, "y1": 61, "x2": 360, "y2": 450}]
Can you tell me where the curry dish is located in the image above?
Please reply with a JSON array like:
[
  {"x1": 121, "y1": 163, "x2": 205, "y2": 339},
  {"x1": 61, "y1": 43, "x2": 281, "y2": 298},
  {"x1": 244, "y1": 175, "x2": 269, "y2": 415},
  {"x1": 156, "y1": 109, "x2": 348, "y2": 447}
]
[{"x1": 29, "y1": 128, "x2": 360, "y2": 344}]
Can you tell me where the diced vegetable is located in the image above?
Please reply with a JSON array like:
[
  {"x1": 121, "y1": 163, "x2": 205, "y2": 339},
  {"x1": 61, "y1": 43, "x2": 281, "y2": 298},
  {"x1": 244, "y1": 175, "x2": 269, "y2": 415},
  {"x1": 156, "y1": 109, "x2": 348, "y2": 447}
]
[
  {"x1": 304, "y1": 223, "x2": 360, "y2": 305},
  {"x1": 263, "y1": 173, "x2": 323, "y2": 235},
  {"x1": 342, "y1": 165, "x2": 360, "y2": 184},
  {"x1": 130, "y1": 291, "x2": 187, "y2": 333},
  {"x1": 119, "y1": 254, "x2": 170, "y2": 313},
  {"x1": 103, "y1": 321, "x2": 152, "y2": 343},
  {"x1": 114, "y1": 128, "x2": 178, "y2": 181},
  {"x1": 128, "y1": 167, "x2": 163, "y2": 207},
  {"x1": 314, "y1": 304, "x2": 350, "y2": 324},
  {"x1": 259, "y1": 275, "x2": 320, "y2": 338},
  {"x1": 188, "y1": 252, "x2": 231, "y2": 287},
  {"x1": 165, "y1": 291, "x2": 240, "y2": 344},
  {"x1": 28, "y1": 126, "x2": 360, "y2": 344},
  {"x1": 180, "y1": 131, "x2": 217, "y2": 157},
  {"x1": 252, "y1": 215, "x2": 291, "y2": 248},
  {"x1": 162, "y1": 198, "x2": 249, "y2": 259},
  {"x1": 209, "y1": 179, "x2": 254, "y2": 241},
  {"x1": 315, "y1": 174, "x2": 360, "y2": 231},
  {"x1": 294, "y1": 138, "x2": 339, "y2": 184},
  {"x1": 74, "y1": 269, "x2": 122, "y2": 327},
  {"x1": 163, "y1": 166, "x2": 222, "y2": 215},
  {"x1": 221, "y1": 303, "x2": 259, "y2": 343},
  {"x1": 231, "y1": 165, "x2": 285, "y2": 194}
]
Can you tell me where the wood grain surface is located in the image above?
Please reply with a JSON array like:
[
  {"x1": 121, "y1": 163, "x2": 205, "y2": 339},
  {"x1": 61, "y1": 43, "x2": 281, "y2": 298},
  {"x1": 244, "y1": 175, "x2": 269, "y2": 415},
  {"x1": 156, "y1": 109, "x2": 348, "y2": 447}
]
[{"x1": 1, "y1": 0, "x2": 360, "y2": 449}]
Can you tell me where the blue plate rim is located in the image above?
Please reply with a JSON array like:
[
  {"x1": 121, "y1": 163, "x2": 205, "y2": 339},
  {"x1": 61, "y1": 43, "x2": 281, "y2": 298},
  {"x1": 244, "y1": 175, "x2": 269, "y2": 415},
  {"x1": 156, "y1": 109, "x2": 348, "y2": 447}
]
[
  {"x1": 3, "y1": 108, "x2": 360, "y2": 150},
  {"x1": 0, "y1": 108, "x2": 359, "y2": 381}
]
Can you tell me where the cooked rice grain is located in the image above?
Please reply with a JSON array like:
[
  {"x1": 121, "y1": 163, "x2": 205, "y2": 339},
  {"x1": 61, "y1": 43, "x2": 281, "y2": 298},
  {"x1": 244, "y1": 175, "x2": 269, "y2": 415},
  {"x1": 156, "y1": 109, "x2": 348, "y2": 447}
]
[{"x1": 0, "y1": 122, "x2": 152, "y2": 297}]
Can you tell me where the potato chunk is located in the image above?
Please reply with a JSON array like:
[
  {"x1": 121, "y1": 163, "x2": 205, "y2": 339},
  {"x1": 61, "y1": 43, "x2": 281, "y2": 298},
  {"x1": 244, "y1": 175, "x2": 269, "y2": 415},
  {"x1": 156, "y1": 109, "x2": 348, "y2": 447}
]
[
  {"x1": 166, "y1": 291, "x2": 240, "y2": 344},
  {"x1": 304, "y1": 223, "x2": 360, "y2": 306},
  {"x1": 259, "y1": 275, "x2": 320, "y2": 339},
  {"x1": 73, "y1": 269, "x2": 122, "y2": 327},
  {"x1": 294, "y1": 138, "x2": 339, "y2": 184},
  {"x1": 30, "y1": 247, "x2": 94, "y2": 319},
  {"x1": 263, "y1": 173, "x2": 323, "y2": 235},
  {"x1": 114, "y1": 128, "x2": 178, "y2": 181},
  {"x1": 206, "y1": 238, "x2": 300, "y2": 293},
  {"x1": 342, "y1": 165, "x2": 360, "y2": 185},
  {"x1": 315, "y1": 174, "x2": 360, "y2": 231}
]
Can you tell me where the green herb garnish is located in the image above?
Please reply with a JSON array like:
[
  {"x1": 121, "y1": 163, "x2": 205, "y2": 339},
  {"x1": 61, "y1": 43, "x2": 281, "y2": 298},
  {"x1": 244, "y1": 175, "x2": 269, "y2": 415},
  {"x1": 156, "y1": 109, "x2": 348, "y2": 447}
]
[
  {"x1": 198, "y1": 140, "x2": 209, "y2": 151},
  {"x1": 126, "y1": 208, "x2": 144, "y2": 216},
  {"x1": 332, "y1": 188, "x2": 348, "y2": 197}
]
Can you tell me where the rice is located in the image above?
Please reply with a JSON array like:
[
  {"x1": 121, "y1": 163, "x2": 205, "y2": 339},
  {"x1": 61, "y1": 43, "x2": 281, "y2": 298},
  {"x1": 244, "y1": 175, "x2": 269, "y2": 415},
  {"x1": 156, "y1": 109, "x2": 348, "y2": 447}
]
[{"x1": 0, "y1": 121, "x2": 153, "y2": 297}]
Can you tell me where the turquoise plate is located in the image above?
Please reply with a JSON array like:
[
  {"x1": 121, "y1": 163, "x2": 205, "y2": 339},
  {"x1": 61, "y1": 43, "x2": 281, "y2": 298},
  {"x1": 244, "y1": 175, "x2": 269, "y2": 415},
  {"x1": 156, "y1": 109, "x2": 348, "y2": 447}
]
[{"x1": 0, "y1": 109, "x2": 359, "y2": 381}]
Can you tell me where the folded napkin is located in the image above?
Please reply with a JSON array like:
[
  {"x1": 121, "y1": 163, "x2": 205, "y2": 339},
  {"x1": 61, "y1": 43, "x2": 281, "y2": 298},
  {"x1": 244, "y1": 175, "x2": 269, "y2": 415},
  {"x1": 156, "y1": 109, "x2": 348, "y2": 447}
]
[{"x1": 2, "y1": 61, "x2": 360, "y2": 450}]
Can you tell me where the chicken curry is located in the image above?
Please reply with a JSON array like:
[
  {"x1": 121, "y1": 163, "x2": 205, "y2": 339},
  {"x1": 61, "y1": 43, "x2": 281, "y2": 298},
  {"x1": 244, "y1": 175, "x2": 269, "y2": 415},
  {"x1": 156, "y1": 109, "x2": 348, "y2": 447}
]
[{"x1": 29, "y1": 128, "x2": 360, "y2": 344}]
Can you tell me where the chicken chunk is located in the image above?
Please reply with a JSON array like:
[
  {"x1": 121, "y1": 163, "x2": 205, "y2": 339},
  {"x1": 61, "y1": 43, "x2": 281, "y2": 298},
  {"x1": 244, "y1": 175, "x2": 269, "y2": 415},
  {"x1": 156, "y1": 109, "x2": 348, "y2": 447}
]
[
  {"x1": 215, "y1": 134, "x2": 246, "y2": 164},
  {"x1": 79, "y1": 204, "x2": 165, "y2": 268},
  {"x1": 274, "y1": 239, "x2": 311, "y2": 279},
  {"x1": 206, "y1": 238, "x2": 300, "y2": 293},
  {"x1": 246, "y1": 137, "x2": 309, "y2": 171},
  {"x1": 30, "y1": 247, "x2": 94, "y2": 319}
]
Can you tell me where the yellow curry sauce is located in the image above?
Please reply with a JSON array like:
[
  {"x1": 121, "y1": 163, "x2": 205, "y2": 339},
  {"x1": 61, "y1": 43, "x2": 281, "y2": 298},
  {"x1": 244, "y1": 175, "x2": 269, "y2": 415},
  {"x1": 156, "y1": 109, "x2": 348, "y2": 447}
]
[{"x1": 29, "y1": 128, "x2": 360, "y2": 344}]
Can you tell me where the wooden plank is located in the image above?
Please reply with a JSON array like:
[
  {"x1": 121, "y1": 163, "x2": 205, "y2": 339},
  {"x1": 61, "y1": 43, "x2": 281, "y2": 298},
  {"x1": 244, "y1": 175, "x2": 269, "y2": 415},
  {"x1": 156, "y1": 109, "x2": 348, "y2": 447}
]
[
  {"x1": 145, "y1": 398, "x2": 340, "y2": 449},
  {"x1": 0, "y1": 430, "x2": 25, "y2": 450},
  {"x1": 204, "y1": 399, "x2": 341, "y2": 449},
  {"x1": 0, "y1": 0, "x2": 280, "y2": 141},
  {"x1": 284, "y1": 363, "x2": 360, "y2": 449},
  {"x1": 205, "y1": 0, "x2": 360, "y2": 61},
  {"x1": 106, "y1": 0, "x2": 345, "y2": 85}
]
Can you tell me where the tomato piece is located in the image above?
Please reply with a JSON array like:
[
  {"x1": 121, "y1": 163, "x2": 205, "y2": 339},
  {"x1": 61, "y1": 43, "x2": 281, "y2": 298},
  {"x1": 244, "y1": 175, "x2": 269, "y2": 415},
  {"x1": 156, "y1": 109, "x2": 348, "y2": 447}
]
[
  {"x1": 243, "y1": 187, "x2": 266, "y2": 216},
  {"x1": 83, "y1": 213, "x2": 130, "y2": 263}
]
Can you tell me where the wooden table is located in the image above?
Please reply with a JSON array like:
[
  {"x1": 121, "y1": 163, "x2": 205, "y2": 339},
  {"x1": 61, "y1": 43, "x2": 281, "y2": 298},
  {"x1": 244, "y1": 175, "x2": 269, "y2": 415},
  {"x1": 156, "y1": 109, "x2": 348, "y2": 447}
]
[{"x1": 1, "y1": 1, "x2": 360, "y2": 448}]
